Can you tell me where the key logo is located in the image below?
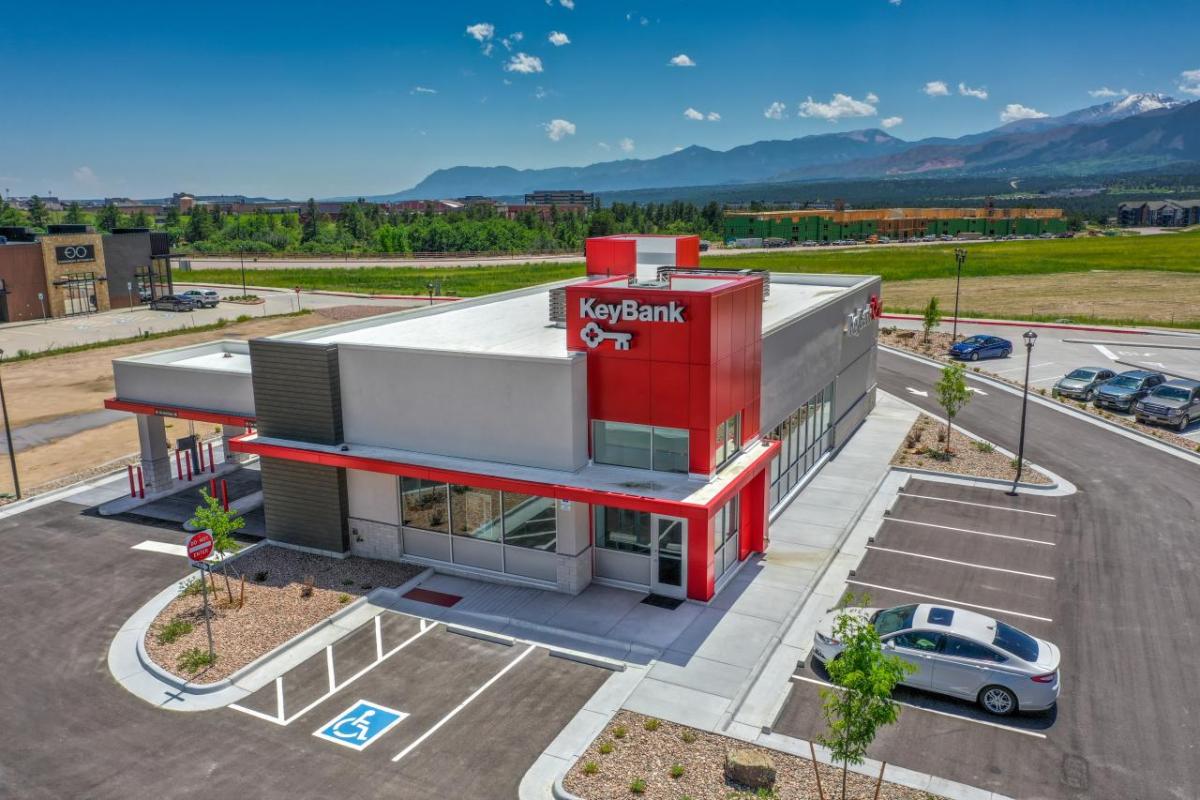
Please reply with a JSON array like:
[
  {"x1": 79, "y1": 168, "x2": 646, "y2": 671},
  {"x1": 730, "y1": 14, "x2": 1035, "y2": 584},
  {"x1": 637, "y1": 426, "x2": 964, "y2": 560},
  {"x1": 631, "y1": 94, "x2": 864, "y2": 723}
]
[{"x1": 579, "y1": 321, "x2": 633, "y2": 351}]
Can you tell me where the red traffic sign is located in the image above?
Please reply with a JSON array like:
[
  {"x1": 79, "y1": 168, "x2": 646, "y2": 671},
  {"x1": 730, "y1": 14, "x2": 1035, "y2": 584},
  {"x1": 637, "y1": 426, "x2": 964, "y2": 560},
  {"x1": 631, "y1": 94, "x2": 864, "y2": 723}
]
[{"x1": 187, "y1": 531, "x2": 214, "y2": 562}]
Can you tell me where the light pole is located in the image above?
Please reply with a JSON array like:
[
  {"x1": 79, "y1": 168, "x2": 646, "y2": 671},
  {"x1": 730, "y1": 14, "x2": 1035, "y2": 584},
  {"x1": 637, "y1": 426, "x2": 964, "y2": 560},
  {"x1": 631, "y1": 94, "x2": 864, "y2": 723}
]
[
  {"x1": 426, "y1": 282, "x2": 435, "y2": 306},
  {"x1": 237, "y1": 209, "x2": 247, "y2": 298},
  {"x1": 952, "y1": 247, "x2": 967, "y2": 341},
  {"x1": 1008, "y1": 330, "x2": 1038, "y2": 496},
  {"x1": 0, "y1": 349, "x2": 21, "y2": 500}
]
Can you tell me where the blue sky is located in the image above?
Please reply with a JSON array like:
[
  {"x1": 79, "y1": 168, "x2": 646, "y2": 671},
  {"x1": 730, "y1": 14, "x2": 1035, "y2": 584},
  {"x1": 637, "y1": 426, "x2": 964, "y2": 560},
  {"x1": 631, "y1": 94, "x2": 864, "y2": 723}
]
[{"x1": 2, "y1": 0, "x2": 1198, "y2": 200}]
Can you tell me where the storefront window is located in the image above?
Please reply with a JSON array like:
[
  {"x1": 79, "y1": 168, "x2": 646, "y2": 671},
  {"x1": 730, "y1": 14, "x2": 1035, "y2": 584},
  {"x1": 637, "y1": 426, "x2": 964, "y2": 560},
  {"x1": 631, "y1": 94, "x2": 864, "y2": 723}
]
[
  {"x1": 449, "y1": 484, "x2": 502, "y2": 540},
  {"x1": 595, "y1": 506, "x2": 651, "y2": 556},
  {"x1": 501, "y1": 492, "x2": 556, "y2": 551},
  {"x1": 401, "y1": 478, "x2": 449, "y2": 533},
  {"x1": 652, "y1": 427, "x2": 689, "y2": 473},
  {"x1": 767, "y1": 382, "x2": 836, "y2": 511},
  {"x1": 714, "y1": 413, "x2": 742, "y2": 471},
  {"x1": 593, "y1": 420, "x2": 652, "y2": 470}
]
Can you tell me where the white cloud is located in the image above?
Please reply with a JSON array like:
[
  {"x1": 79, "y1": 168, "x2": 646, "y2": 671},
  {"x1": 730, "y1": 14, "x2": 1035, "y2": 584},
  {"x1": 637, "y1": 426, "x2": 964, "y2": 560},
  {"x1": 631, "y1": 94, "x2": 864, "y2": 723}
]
[
  {"x1": 504, "y1": 53, "x2": 544, "y2": 74},
  {"x1": 1088, "y1": 86, "x2": 1128, "y2": 98},
  {"x1": 501, "y1": 31, "x2": 523, "y2": 51},
  {"x1": 865, "y1": 92, "x2": 879, "y2": 104},
  {"x1": 764, "y1": 101, "x2": 787, "y2": 120},
  {"x1": 958, "y1": 82, "x2": 988, "y2": 100},
  {"x1": 706, "y1": 111, "x2": 721, "y2": 121},
  {"x1": 72, "y1": 166, "x2": 99, "y2": 187},
  {"x1": 683, "y1": 107, "x2": 704, "y2": 120},
  {"x1": 548, "y1": 31, "x2": 570, "y2": 46},
  {"x1": 881, "y1": 116, "x2": 903, "y2": 128},
  {"x1": 798, "y1": 92, "x2": 878, "y2": 122},
  {"x1": 669, "y1": 54, "x2": 696, "y2": 67},
  {"x1": 466, "y1": 22, "x2": 495, "y2": 55},
  {"x1": 672, "y1": 145, "x2": 683, "y2": 152},
  {"x1": 1179, "y1": 69, "x2": 1200, "y2": 96},
  {"x1": 543, "y1": 119, "x2": 576, "y2": 141},
  {"x1": 923, "y1": 80, "x2": 950, "y2": 97},
  {"x1": 411, "y1": 86, "x2": 437, "y2": 94},
  {"x1": 619, "y1": 137, "x2": 635, "y2": 153},
  {"x1": 547, "y1": 0, "x2": 575, "y2": 8},
  {"x1": 640, "y1": 16, "x2": 649, "y2": 25},
  {"x1": 888, "y1": 0, "x2": 902, "y2": 5},
  {"x1": 597, "y1": 141, "x2": 611, "y2": 150},
  {"x1": 1000, "y1": 103, "x2": 1049, "y2": 123}
]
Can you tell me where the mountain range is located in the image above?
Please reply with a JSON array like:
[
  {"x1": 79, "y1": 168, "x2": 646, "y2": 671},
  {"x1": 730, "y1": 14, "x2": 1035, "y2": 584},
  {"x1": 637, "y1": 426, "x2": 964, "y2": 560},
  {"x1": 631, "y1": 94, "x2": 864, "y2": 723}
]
[{"x1": 368, "y1": 94, "x2": 1198, "y2": 201}]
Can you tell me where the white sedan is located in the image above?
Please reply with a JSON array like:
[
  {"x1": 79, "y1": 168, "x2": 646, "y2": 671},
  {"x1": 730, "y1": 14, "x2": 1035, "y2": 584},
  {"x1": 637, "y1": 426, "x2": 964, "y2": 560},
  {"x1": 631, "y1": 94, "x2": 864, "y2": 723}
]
[{"x1": 812, "y1": 603, "x2": 1060, "y2": 716}]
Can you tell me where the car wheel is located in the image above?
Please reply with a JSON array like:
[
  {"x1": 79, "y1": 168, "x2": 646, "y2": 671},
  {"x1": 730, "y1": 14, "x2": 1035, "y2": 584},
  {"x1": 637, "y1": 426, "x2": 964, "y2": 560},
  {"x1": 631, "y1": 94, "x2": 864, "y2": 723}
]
[
  {"x1": 1084, "y1": 389, "x2": 1095, "y2": 401},
  {"x1": 1001, "y1": 348, "x2": 1011, "y2": 358},
  {"x1": 969, "y1": 352, "x2": 980, "y2": 362},
  {"x1": 1178, "y1": 416, "x2": 1189, "y2": 432},
  {"x1": 979, "y1": 685, "x2": 1018, "y2": 716}
]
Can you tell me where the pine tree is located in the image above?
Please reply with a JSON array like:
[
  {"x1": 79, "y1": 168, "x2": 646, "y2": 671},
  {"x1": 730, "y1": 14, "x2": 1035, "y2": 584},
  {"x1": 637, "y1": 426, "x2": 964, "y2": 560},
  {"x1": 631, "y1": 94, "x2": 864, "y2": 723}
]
[
  {"x1": 26, "y1": 195, "x2": 48, "y2": 229},
  {"x1": 302, "y1": 198, "x2": 319, "y2": 243},
  {"x1": 95, "y1": 203, "x2": 122, "y2": 232},
  {"x1": 64, "y1": 202, "x2": 85, "y2": 224}
]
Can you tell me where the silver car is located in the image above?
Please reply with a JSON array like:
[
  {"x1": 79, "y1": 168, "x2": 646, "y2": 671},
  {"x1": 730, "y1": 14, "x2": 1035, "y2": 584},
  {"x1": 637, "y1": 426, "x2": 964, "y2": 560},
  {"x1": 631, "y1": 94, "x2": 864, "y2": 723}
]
[{"x1": 812, "y1": 603, "x2": 1061, "y2": 716}]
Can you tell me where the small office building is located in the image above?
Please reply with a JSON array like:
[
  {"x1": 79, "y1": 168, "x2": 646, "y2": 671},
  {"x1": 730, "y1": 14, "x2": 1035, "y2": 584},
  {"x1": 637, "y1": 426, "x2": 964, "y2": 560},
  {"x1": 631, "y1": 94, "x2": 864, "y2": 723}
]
[
  {"x1": 105, "y1": 235, "x2": 879, "y2": 602},
  {"x1": 0, "y1": 225, "x2": 173, "y2": 321}
]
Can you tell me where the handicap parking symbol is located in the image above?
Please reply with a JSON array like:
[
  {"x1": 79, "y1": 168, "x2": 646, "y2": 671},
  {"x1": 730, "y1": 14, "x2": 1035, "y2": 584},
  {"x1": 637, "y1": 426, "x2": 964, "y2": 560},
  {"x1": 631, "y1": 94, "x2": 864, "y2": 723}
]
[{"x1": 313, "y1": 700, "x2": 408, "y2": 751}]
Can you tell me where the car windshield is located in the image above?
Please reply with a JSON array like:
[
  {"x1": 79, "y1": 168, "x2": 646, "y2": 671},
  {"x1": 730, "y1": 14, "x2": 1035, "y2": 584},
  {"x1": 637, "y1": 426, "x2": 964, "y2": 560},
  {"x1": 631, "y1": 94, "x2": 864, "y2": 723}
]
[
  {"x1": 1066, "y1": 369, "x2": 1098, "y2": 380},
  {"x1": 1153, "y1": 387, "x2": 1191, "y2": 401},
  {"x1": 871, "y1": 604, "x2": 917, "y2": 636},
  {"x1": 1107, "y1": 376, "x2": 1141, "y2": 389},
  {"x1": 993, "y1": 621, "x2": 1040, "y2": 662}
]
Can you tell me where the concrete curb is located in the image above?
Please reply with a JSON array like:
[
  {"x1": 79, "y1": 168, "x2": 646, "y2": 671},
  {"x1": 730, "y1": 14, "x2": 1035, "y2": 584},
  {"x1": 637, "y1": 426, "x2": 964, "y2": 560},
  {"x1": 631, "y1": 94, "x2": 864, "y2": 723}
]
[
  {"x1": 881, "y1": 312, "x2": 1184, "y2": 337},
  {"x1": 883, "y1": 345, "x2": 1200, "y2": 465}
]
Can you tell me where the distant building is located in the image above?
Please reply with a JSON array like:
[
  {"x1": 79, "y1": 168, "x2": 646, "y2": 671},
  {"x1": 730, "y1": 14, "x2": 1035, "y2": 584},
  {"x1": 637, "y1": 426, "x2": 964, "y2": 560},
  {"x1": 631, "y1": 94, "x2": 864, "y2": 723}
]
[
  {"x1": 498, "y1": 203, "x2": 588, "y2": 222},
  {"x1": 724, "y1": 206, "x2": 1067, "y2": 243},
  {"x1": 1117, "y1": 200, "x2": 1200, "y2": 227},
  {"x1": 524, "y1": 189, "x2": 595, "y2": 206}
]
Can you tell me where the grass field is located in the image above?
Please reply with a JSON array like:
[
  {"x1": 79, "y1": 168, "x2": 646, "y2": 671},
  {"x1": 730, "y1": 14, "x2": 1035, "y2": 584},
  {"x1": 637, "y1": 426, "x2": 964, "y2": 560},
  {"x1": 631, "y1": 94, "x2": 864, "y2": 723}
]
[{"x1": 184, "y1": 230, "x2": 1200, "y2": 326}]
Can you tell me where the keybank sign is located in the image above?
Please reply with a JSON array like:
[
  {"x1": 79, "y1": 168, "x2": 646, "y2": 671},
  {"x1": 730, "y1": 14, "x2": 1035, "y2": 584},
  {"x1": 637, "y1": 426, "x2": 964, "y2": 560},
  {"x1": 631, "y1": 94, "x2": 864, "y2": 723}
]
[{"x1": 579, "y1": 298, "x2": 686, "y2": 324}]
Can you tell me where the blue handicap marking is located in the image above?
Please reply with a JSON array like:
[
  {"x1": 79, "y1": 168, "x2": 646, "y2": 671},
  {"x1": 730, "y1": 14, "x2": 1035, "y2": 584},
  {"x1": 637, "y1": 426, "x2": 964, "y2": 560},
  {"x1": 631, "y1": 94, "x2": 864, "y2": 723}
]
[{"x1": 313, "y1": 700, "x2": 409, "y2": 751}]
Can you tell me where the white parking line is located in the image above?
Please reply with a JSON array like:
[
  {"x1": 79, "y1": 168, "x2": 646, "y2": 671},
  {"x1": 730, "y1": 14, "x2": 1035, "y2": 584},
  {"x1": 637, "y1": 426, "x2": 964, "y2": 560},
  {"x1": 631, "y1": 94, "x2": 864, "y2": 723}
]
[
  {"x1": 131, "y1": 540, "x2": 188, "y2": 557},
  {"x1": 391, "y1": 644, "x2": 536, "y2": 763},
  {"x1": 866, "y1": 545, "x2": 1055, "y2": 580},
  {"x1": 1093, "y1": 344, "x2": 1118, "y2": 361},
  {"x1": 845, "y1": 580, "x2": 1053, "y2": 623},
  {"x1": 991, "y1": 361, "x2": 1054, "y2": 376},
  {"x1": 789, "y1": 674, "x2": 1047, "y2": 740},
  {"x1": 886, "y1": 517, "x2": 1055, "y2": 546},
  {"x1": 900, "y1": 493, "x2": 1057, "y2": 517}
]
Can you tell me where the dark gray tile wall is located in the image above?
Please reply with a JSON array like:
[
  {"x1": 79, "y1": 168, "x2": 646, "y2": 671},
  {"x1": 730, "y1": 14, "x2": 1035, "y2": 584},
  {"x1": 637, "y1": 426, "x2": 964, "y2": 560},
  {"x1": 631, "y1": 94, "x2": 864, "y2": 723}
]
[{"x1": 259, "y1": 457, "x2": 349, "y2": 553}]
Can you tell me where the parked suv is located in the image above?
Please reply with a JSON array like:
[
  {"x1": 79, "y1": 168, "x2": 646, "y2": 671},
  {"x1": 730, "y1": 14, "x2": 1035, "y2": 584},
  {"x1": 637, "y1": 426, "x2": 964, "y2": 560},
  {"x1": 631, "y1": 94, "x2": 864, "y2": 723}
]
[
  {"x1": 179, "y1": 289, "x2": 220, "y2": 308},
  {"x1": 150, "y1": 294, "x2": 197, "y2": 312},
  {"x1": 1134, "y1": 379, "x2": 1200, "y2": 432},
  {"x1": 1093, "y1": 370, "x2": 1166, "y2": 412},
  {"x1": 1052, "y1": 367, "x2": 1116, "y2": 401}
]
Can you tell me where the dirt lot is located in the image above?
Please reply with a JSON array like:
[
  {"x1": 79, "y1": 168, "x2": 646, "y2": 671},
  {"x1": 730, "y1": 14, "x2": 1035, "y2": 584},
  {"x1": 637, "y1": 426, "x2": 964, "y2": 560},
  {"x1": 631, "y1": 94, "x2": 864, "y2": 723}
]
[
  {"x1": 563, "y1": 710, "x2": 941, "y2": 800},
  {"x1": 883, "y1": 270, "x2": 1200, "y2": 326},
  {"x1": 892, "y1": 414, "x2": 1051, "y2": 485},
  {"x1": 145, "y1": 545, "x2": 422, "y2": 684},
  {"x1": 0, "y1": 307, "x2": 396, "y2": 497}
]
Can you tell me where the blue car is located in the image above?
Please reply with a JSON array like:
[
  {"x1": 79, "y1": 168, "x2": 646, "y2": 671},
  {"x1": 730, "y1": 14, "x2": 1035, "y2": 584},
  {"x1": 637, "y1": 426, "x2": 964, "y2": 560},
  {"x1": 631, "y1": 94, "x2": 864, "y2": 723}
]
[{"x1": 949, "y1": 334, "x2": 1012, "y2": 361}]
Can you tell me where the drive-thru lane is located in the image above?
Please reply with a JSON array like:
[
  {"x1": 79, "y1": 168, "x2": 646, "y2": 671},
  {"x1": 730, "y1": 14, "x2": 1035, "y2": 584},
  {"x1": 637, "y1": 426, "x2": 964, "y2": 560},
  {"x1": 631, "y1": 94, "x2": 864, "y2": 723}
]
[{"x1": 783, "y1": 349, "x2": 1200, "y2": 800}]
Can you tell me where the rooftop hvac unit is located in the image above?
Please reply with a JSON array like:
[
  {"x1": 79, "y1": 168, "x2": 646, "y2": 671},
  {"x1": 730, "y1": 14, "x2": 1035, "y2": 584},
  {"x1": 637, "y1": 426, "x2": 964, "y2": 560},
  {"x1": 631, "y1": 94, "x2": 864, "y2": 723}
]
[{"x1": 548, "y1": 286, "x2": 567, "y2": 328}]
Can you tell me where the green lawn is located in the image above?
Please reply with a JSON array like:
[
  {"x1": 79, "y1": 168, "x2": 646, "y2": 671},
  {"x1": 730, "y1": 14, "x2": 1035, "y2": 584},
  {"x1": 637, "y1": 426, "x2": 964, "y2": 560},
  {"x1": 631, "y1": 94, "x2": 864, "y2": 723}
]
[{"x1": 183, "y1": 230, "x2": 1199, "y2": 298}]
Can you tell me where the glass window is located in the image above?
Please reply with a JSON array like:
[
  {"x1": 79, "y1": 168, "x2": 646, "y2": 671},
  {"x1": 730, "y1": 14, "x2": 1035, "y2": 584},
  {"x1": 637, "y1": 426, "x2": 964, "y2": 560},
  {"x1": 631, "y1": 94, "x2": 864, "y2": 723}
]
[
  {"x1": 872, "y1": 604, "x2": 917, "y2": 635},
  {"x1": 890, "y1": 630, "x2": 943, "y2": 652},
  {"x1": 449, "y1": 484, "x2": 502, "y2": 541},
  {"x1": 501, "y1": 492, "x2": 556, "y2": 551},
  {"x1": 726, "y1": 496, "x2": 739, "y2": 542},
  {"x1": 943, "y1": 636, "x2": 1006, "y2": 662},
  {"x1": 595, "y1": 506, "x2": 651, "y2": 556},
  {"x1": 401, "y1": 478, "x2": 449, "y2": 533},
  {"x1": 714, "y1": 420, "x2": 727, "y2": 468},
  {"x1": 993, "y1": 621, "x2": 1040, "y2": 662},
  {"x1": 714, "y1": 504, "x2": 726, "y2": 552},
  {"x1": 724, "y1": 413, "x2": 740, "y2": 461},
  {"x1": 593, "y1": 421, "x2": 652, "y2": 470},
  {"x1": 652, "y1": 427, "x2": 689, "y2": 473}
]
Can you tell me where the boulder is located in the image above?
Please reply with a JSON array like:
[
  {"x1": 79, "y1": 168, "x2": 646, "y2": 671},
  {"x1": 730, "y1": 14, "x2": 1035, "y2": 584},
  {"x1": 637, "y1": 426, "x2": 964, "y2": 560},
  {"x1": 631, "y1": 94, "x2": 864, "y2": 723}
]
[{"x1": 724, "y1": 748, "x2": 776, "y2": 789}]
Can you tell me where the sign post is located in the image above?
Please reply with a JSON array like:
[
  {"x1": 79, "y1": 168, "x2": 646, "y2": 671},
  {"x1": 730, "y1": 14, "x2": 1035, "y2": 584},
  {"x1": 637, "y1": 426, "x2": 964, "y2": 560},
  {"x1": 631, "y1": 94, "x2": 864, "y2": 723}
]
[
  {"x1": 37, "y1": 292, "x2": 46, "y2": 323},
  {"x1": 187, "y1": 531, "x2": 216, "y2": 660}
]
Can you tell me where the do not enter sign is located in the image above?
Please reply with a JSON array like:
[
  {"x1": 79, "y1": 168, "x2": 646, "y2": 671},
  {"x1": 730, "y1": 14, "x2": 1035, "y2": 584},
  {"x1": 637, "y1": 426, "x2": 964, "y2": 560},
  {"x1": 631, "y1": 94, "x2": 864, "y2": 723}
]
[{"x1": 187, "y1": 531, "x2": 214, "y2": 562}]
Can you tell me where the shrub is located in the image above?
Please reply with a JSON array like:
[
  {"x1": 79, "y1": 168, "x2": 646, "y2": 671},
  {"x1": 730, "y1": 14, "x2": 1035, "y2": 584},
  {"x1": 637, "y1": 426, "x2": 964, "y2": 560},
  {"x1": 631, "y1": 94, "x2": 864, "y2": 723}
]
[
  {"x1": 670, "y1": 764, "x2": 685, "y2": 779},
  {"x1": 612, "y1": 725, "x2": 628, "y2": 739},
  {"x1": 643, "y1": 718, "x2": 661, "y2": 732},
  {"x1": 341, "y1": 578, "x2": 354, "y2": 586},
  {"x1": 598, "y1": 741, "x2": 614, "y2": 755},
  {"x1": 582, "y1": 761, "x2": 599, "y2": 776},
  {"x1": 177, "y1": 647, "x2": 217, "y2": 674},
  {"x1": 156, "y1": 618, "x2": 193, "y2": 645},
  {"x1": 235, "y1": 314, "x2": 253, "y2": 323},
  {"x1": 300, "y1": 575, "x2": 315, "y2": 598},
  {"x1": 973, "y1": 440, "x2": 995, "y2": 453},
  {"x1": 179, "y1": 577, "x2": 205, "y2": 598},
  {"x1": 254, "y1": 570, "x2": 269, "y2": 582},
  {"x1": 680, "y1": 730, "x2": 697, "y2": 744},
  {"x1": 629, "y1": 778, "x2": 646, "y2": 794},
  {"x1": 338, "y1": 593, "x2": 351, "y2": 604}
]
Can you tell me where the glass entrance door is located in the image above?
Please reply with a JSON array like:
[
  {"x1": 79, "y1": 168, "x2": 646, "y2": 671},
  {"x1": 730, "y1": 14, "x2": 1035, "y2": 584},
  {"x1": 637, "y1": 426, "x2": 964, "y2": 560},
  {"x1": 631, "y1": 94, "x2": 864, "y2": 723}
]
[
  {"x1": 62, "y1": 272, "x2": 98, "y2": 316},
  {"x1": 650, "y1": 515, "x2": 686, "y2": 599}
]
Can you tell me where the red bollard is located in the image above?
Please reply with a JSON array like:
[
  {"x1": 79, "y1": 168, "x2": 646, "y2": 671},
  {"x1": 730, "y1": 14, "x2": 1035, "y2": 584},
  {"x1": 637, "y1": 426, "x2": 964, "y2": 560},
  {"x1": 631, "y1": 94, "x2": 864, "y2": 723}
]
[
  {"x1": 221, "y1": 479, "x2": 229, "y2": 511},
  {"x1": 198, "y1": 442, "x2": 205, "y2": 473},
  {"x1": 186, "y1": 455, "x2": 193, "y2": 482},
  {"x1": 208, "y1": 442, "x2": 215, "y2": 473},
  {"x1": 136, "y1": 466, "x2": 145, "y2": 499},
  {"x1": 128, "y1": 465, "x2": 136, "y2": 498},
  {"x1": 175, "y1": 450, "x2": 183, "y2": 481},
  {"x1": 209, "y1": 478, "x2": 217, "y2": 499}
]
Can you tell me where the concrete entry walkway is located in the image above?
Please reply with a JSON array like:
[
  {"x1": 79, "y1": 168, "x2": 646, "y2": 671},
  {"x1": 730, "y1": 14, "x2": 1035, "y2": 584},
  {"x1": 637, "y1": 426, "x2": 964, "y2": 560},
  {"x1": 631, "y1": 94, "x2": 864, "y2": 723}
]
[{"x1": 126, "y1": 463, "x2": 264, "y2": 533}]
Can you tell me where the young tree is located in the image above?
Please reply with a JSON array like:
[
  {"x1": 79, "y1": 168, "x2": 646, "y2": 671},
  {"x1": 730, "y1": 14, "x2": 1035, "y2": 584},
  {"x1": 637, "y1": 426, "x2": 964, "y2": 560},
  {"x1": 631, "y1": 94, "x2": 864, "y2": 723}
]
[
  {"x1": 26, "y1": 195, "x2": 48, "y2": 229},
  {"x1": 302, "y1": 198, "x2": 319, "y2": 242},
  {"x1": 131, "y1": 209, "x2": 151, "y2": 228},
  {"x1": 818, "y1": 596, "x2": 914, "y2": 800},
  {"x1": 921, "y1": 296, "x2": 941, "y2": 344},
  {"x1": 188, "y1": 488, "x2": 245, "y2": 604},
  {"x1": 935, "y1": 361, "x2": 972, "y2": 454},
  {"x1": 64, "y1": 201, "x2": 85, "y2": 224},
  {"x1": 95, "y1": 203, "x2": 122, "y2": 232}
]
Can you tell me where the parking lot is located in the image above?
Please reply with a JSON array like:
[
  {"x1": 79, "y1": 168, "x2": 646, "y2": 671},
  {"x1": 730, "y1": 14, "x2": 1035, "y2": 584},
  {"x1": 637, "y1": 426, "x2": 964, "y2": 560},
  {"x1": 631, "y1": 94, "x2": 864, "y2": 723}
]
[{"x1": 775, "y1": 480, "x2": 1073, "y2": 796}]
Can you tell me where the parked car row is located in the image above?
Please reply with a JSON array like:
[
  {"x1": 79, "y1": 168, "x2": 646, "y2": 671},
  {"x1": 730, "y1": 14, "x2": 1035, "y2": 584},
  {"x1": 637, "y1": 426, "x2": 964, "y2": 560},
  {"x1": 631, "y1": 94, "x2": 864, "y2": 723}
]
[
  {"x1": 1053, "y1": 367, "x2": 1200, "y2": 432},
  {"x1": 148, "y1": 289, "x2": 221, "y2": 312}
]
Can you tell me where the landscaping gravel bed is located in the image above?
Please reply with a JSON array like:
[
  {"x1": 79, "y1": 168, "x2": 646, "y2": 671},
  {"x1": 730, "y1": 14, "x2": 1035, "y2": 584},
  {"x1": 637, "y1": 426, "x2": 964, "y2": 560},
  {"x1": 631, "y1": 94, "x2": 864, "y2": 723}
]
[
  {"x1": 891, "y1": 414, "x2": 1051, "y2": 485},
  {"x1": 563, "y1": 710, "x2": 941, "y2": 800},
  {"x1": 144, "y1": 545, "x2": 421, "y2": 684}
]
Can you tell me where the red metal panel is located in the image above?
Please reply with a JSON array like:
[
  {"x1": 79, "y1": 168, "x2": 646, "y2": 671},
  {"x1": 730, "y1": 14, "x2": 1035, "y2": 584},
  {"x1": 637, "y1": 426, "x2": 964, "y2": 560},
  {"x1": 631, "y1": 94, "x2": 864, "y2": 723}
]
[
  {"x1": 649, "y1": 361, "x2": 690, "y2": 429},
  {"x1": 104, "y1": 397, "x2": 256, "y2": 428},
  {"x1": 686, "y1": 508, "x2": 714, "y2": 600},
  {"x1": 675, "y1": 236, "x2": 701, "y2": 268},
  {"x1": 688, "y1": 363, "x2": 711, "y2": 430},
  {"x1": 589, "y1": 357, "x2": 652, "y2": 423}
]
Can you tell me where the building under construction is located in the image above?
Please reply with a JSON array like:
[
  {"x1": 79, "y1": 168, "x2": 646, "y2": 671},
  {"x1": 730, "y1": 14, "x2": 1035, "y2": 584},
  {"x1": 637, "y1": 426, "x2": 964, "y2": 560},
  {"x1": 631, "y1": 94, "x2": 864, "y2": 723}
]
[{"x1": 723, "y1": 207, "x2": 1067, "y2": 243}]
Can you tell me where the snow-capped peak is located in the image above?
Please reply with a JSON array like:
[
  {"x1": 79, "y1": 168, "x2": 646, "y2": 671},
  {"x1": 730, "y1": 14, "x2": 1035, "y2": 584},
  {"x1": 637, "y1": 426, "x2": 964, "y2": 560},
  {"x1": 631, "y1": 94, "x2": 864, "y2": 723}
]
[{"x1": 1108, "y1": 92, "x2": 1184, "y2": 115}]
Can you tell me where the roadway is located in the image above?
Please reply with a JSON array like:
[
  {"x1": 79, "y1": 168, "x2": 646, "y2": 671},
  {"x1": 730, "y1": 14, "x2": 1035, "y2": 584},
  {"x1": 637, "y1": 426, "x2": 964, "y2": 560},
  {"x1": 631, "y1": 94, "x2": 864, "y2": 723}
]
[{"x1": 827, "y1": 348, "x2": 1200, "y2": 799}]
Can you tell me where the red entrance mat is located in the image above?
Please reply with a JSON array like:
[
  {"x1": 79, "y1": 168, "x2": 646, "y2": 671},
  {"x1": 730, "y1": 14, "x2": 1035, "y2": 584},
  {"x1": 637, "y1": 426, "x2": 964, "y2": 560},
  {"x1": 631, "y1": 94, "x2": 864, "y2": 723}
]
[{"x1": 402, "y1": 587, "x2": 462, "y2": 607}]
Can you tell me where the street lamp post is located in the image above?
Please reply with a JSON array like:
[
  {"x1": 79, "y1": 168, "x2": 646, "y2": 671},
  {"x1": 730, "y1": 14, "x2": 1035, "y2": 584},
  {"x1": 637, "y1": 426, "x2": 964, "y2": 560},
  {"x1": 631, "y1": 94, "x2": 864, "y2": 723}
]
[
  {"x1": 238, "y1": 210, "x2": 247, "y2": 297},
  {"x1": 0, "y1": 349, "x2": 21, "y2": 500},
  {"x1": 952, "y1": 247, "x2": 967, "y2": 341},
  {"x1": 1008, "y1": 330, "x2": 1038, "y2": 496},
  {"x1": 426, "y1": 282, "x2": 435, "y2": 306}
]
